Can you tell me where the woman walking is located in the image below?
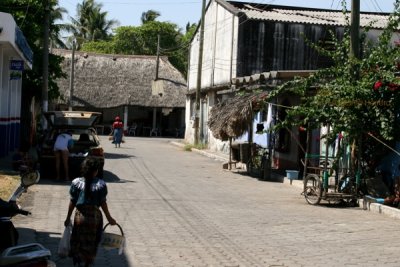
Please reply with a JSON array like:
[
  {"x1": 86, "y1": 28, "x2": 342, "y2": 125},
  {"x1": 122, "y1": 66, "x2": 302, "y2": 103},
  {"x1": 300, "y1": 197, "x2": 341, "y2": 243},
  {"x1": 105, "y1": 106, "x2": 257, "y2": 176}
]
[
  {"x1": 64, "y1": 157, "x2": 117, "y2": 267},
  {"x1": 112, "y1": 116, "x2": 124, "y2": 148}
]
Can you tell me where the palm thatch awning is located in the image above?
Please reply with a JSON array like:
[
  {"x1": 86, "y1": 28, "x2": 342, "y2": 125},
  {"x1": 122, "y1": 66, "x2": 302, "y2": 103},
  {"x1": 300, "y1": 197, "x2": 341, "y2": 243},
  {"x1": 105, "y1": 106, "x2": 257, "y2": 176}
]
[
  {"x1": 208, "y1": 91, "x2": 268, "y2": 141},
  {"x1": 52, "y1": 49, "x2": 187, "y2": 109}
]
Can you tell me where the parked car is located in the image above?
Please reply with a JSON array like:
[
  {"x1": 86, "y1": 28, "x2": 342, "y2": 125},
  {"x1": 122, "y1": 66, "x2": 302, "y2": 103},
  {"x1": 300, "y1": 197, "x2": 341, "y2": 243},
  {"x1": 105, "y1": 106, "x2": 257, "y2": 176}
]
[{"x1": 39, "y1": 111, "x2": 104, "y2": 179}]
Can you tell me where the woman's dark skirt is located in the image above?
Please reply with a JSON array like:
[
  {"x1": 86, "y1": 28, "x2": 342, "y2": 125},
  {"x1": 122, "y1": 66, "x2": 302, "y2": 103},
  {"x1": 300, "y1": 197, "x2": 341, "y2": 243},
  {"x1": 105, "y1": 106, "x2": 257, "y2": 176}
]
[
  {"x1": 70, "y1": 205, "x2": 103, "y2": 266},
  {"x1": 113, "y1": 128, "x2": 123, "y2": 144}
]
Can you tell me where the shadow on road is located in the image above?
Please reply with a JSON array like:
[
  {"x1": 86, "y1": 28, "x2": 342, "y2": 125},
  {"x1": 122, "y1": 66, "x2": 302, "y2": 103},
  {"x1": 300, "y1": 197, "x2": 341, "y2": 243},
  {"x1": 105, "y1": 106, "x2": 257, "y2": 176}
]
[
  {"x1": 16, "y1": 227, "x2": 128, "y2": 266},
  {"x1": 104, "y1": 152, "x2": 135, "y2": 160},
  {"x1": 103, "y1": 170, "x2": 136, "y2": 184}
]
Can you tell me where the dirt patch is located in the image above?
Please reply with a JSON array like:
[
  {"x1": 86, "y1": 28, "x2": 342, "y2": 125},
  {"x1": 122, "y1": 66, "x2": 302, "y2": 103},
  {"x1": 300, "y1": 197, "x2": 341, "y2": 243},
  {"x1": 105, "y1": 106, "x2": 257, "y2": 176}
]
[{"x1": 0, "y1": 172, "x2": 20, "y2": 200}]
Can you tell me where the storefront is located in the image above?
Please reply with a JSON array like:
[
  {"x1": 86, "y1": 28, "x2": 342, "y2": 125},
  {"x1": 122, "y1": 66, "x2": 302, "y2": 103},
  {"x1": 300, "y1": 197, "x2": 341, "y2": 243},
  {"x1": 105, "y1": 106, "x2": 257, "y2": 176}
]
[{"x1": 0, "y1": 12, "x2": 33, "y2": 156}]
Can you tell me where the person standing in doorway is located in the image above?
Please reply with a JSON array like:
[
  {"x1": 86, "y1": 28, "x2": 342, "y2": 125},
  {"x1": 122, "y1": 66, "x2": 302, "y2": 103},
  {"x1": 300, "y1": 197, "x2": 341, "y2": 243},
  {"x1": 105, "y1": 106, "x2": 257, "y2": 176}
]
[
  {"x1": 54, "y1": 130, "x2": 73, "y2": 181},
  {"x1": 112, "y1": 116, "x2": 123, "y2": 148}
]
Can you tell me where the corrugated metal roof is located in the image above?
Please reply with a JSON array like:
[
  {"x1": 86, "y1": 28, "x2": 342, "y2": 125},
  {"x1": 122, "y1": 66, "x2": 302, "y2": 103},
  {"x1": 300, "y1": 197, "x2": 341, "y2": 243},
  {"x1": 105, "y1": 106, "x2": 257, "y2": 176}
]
[{"x1": 229, "y1": 2, "x2": 389, "y2": 29}]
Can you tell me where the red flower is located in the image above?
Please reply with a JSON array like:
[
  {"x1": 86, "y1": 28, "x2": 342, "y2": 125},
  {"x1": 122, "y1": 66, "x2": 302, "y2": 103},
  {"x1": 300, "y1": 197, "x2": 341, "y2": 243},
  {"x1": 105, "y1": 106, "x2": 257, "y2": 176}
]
[
  {"x1": 373, "y1": 80, "x2": 383, "y2": 91},
  {"x1": 388, "y1": 83, "x2": 399, "y2": 91}
]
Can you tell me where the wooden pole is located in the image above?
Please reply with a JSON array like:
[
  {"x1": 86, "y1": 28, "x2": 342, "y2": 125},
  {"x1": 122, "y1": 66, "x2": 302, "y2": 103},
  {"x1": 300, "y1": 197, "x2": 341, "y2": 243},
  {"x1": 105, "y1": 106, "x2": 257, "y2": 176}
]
[
  {"x1": 194, "y1": 0, "x2": 206, "y2": 145},
  {"x1": 41, "y1": 0, "x2": 50, "y2": 129},
  {"x1": 350, "y1": 0, "x2": 360, "y2": 60},
  {"x1": 155, "y1": 34, "x2": 160, "y2": 80},
  {"x1": 69, "y1": 40, "x2": 75, "y2": 111}
]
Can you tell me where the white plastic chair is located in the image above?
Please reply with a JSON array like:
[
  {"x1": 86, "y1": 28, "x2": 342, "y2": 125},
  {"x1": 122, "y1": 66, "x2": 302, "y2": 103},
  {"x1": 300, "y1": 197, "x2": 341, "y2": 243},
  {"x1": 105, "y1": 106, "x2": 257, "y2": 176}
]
[{"x1": 128, "y1": 124, "x2": 137, "y2": 136}]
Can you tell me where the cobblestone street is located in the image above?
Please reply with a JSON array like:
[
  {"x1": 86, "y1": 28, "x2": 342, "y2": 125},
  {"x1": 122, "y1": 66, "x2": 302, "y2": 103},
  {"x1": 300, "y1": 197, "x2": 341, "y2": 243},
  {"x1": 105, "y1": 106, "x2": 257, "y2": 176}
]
[{"x1": 13, "y1": 136, "x2": 400, "y2": 267}]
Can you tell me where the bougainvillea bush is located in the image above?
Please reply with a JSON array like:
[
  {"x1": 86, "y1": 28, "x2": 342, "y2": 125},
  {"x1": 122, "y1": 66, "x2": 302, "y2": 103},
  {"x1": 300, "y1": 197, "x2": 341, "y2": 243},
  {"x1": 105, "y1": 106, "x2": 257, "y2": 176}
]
[{"x1": 269, "y1": 1, "x2": 400, "y2": 170}]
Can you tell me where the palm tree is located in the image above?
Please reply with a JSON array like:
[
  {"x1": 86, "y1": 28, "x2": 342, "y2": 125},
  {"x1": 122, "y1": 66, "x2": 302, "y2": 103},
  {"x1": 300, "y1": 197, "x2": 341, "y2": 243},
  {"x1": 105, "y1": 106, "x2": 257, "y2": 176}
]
[
  {"x1": 86, "y1": 7, "x2": 117, "y2": 41},
  {"x1": 50, "y1": 3, "x2": 68, "y2": 49},
  {"x1": 65, "y1": 0, "x2": 118, "y2": 48},
  {"x1": 141, "y1": 10, "x2": 160, "y2": 24}
]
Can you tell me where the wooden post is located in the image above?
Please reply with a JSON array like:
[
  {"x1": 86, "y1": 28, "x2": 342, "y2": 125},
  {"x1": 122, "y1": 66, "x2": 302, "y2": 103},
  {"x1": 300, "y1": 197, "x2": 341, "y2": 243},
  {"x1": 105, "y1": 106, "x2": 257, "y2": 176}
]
[
  {"x1": 229, "y1": 137, "x2": 232, "y2": 170},
  {"x1": 194, "y1": 0, "x2": 206, "y2": 145},
  {"x1": 303, "y1": 126, "x2": 311, "y2": 180}
]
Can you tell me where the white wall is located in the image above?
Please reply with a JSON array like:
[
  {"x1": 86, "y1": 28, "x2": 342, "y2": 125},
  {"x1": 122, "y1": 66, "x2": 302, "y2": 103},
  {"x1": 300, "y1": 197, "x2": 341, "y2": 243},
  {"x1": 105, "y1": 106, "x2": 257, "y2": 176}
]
[
  {"x1": 0, "y1": 13, "x2": 32, "y2": 156},
  {"x1": 186, "y1": 0, "x2": 239, "y2": 150},
  {"x1": 188, "y1": 0, "x2": 238, "y2": 90}
]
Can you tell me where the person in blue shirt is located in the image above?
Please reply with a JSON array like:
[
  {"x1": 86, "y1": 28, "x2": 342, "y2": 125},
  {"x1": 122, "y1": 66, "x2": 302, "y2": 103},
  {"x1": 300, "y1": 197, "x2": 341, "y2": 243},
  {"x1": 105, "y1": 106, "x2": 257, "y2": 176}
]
[{"x1": 64, "y1": 157, "x2": 116, "y2": 267}]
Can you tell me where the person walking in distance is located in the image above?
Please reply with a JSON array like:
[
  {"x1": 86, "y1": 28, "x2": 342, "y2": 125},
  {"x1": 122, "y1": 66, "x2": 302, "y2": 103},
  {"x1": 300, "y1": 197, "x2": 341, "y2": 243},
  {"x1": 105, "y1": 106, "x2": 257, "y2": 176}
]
[
  {"x1": 112, "y1": 116, "x2": 124, "y2": 148},
  {"x1": 64, "y1": 157, "x2": 117, "y2": 267},
  {"x1": 54, "y1": 130, "x2": 73, "y2": 181}
]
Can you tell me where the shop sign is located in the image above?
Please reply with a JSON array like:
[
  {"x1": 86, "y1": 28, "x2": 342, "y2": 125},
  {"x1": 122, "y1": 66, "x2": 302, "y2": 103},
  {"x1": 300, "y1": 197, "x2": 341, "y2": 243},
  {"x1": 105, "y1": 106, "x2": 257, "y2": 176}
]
[{"x1": 10, "y1": 60, "x2": 24, "y2": 71}]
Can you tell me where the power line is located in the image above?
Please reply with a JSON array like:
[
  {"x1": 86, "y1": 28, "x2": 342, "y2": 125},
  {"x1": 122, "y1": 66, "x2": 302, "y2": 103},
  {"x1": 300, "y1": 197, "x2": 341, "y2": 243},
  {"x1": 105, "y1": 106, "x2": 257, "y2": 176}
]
[{"x1": 100, "y1": 1, "x2": 200, "y2": 5}]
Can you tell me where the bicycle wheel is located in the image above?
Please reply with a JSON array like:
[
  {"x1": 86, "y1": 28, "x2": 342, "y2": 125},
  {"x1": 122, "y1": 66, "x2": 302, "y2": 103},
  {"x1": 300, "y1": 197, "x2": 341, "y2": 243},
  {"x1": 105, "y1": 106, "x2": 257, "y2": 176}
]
[
  {"x1": 304, "y1": 174, "x2": 322, "y2": 205},
  {"x1": 259, "y1": 153, "x2": 270, "y2": 180}
]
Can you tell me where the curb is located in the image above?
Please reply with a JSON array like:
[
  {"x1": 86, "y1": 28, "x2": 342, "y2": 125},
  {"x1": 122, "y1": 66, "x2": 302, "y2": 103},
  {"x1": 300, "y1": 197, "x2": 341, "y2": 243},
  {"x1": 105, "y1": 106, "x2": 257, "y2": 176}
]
[
  {"x1": 170, "y1": 141, "x2": 229, "y2": 163},
  {"x1": 169, "y1": 141, "x2": 400, "y2": 220}
]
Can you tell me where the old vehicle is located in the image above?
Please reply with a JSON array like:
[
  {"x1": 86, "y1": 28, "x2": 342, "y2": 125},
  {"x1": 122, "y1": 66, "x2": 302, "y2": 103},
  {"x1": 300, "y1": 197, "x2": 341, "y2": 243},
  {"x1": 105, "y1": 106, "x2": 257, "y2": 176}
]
[{"x1": 39, "y1": 111, "x2": 104, "y2": 179}]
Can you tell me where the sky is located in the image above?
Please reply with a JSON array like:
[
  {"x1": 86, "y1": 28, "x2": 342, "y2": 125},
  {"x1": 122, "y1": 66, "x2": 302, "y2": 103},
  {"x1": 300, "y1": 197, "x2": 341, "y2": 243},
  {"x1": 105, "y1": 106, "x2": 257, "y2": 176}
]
[{"x1": 58, "y1": 0, "x2": 397, "y2": 31}]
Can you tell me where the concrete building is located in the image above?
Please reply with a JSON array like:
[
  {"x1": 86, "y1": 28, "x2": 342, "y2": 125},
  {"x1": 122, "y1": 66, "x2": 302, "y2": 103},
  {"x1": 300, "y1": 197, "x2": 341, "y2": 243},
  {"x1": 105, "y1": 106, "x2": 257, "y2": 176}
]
[
  {"x1": 0, "y1": 12, "x2": 33, "y2": 156},
  {"x1": 186, "y1": 0, "x2": 392, "y2": 171}
]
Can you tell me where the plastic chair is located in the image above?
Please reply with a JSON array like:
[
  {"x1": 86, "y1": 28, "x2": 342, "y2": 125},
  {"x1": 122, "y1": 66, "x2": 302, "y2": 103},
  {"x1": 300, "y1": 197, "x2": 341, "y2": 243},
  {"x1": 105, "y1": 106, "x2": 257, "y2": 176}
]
[
  {"x1": 128, "y1": 125, "x2": 137, "y2": 136},
  {"x1": 150, "y1": 128, "x2": 159, "y2": 136}
]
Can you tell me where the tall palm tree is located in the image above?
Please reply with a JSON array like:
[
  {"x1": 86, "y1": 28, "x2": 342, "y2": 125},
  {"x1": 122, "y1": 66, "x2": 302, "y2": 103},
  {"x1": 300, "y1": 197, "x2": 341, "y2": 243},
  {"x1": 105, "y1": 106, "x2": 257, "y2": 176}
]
[
  {"x1": 50, "y1": 3, "x2": 68, "y2": 49},
  {"x1": 65, "y1": 0, "x2": 118, "y2": 48},
  {"x1": 141, "y1": 10, "x2": 160, "y2": 24},
  {"x1": 86, "y1": 6, "x2": 117, "y2": 41}
]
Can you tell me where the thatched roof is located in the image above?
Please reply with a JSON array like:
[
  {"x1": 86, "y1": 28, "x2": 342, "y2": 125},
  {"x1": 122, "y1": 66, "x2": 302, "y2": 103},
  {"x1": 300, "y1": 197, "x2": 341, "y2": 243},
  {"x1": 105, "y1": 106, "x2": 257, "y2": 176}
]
[
  {"x1": 208, "y1": 91, "x2": 268, "y2": 141},
  {"x1": 52, "y1": 49, "x2": 187, "y2": 109}
]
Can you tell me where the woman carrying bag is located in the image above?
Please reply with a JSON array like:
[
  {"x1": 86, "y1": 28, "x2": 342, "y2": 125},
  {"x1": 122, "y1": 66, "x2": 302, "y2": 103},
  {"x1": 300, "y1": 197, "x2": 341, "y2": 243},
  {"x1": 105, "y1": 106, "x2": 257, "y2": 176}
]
[{"x1": 64, "y1": 157, "x2": 117, "y2": 267}]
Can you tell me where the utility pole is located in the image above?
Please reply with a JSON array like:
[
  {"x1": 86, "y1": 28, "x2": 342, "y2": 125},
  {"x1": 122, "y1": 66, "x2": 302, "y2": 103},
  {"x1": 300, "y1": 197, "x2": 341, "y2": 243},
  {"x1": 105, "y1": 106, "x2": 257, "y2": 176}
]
[
  {"x1": 42, "y1": 0, "x2": 50, "y2": 129},
  {"x1": 69, "y1": 40, "x2": 76, "y2": 111},
  {"x1": 350, "y1": 0, "x2": 360, "y2": 60},
  {"x1": 155, "y1": 34, "x2": 160, "y2": 80},
  {"x1": 350, "y1": 0, "x2": 361, "y2": 181},
  {"x1": 194, "y1": 0, "x2": 206, "y2": 145}
]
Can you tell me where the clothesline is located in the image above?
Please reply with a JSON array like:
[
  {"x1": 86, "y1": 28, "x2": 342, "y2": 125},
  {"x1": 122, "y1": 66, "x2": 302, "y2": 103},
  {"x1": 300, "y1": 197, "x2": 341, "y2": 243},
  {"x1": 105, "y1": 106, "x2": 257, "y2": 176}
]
[
  {"x1": 367, "y1": 132, "x2": 400, "y2": 157},
  {"x1": 264, "y1": 102, "x2": 294, "y2": 109},
  {"x1": 263, "y1": 103, "x2": 400, "y2": 157}
]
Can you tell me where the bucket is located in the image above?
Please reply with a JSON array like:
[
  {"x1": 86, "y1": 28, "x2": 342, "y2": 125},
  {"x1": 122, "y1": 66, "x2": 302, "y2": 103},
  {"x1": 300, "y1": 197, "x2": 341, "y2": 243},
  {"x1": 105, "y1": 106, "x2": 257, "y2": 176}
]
[
  {"x1": 101, "y1": 223, "x2": 125, "y2": 251},
  {"x1": 286, "y1": 170, "x2": 299, "y2": 180}
]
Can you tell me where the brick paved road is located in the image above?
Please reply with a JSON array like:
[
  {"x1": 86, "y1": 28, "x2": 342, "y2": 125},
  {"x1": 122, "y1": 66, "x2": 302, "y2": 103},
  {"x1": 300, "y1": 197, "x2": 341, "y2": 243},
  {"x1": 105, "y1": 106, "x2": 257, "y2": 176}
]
[{"x1": 13, "y1": 136, "x2": 400, "y2": 267}]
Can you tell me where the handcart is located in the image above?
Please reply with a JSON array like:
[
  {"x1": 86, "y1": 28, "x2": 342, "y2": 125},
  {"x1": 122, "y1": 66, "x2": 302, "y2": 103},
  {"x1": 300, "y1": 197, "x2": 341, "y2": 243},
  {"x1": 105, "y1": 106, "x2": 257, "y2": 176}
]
[{"x1": 302, "y1": 125, "x2": 363, "y2": 205}]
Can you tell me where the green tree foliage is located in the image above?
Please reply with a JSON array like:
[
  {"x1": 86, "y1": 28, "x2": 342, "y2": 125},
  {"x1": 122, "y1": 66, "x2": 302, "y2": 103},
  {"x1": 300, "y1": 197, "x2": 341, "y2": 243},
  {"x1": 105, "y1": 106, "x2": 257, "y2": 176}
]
[
  {"x1": 269, "y1": 1, "x2": 400, "y2": 166},
  {"x1": 0, "y1": 0, "x2": 66, "y2": 100},
  {"x1": 82, "y1": 20, "x2": 196, "y2": 76}
]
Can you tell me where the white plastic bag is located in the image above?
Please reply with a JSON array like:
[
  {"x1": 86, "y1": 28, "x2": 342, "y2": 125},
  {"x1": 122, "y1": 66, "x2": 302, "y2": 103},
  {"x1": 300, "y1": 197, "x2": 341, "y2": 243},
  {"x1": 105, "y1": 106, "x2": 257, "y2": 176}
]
[
  {"x1": 58, "y1": 224, "x2": 72, "y2": 258},
  {"x1": 118, "y1": 237, "x2": 125, "y2": 255}
]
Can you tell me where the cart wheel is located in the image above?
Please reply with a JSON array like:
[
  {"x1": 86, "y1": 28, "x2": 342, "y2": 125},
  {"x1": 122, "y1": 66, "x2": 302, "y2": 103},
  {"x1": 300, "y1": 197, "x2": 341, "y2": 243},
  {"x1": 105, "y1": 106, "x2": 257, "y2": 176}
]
[
  {"x1": 258, "y1": 153, "x2": 270, "y2": 181},
  {"x1": 304, "y1": 174, "x2": 322, "y2": 205}
]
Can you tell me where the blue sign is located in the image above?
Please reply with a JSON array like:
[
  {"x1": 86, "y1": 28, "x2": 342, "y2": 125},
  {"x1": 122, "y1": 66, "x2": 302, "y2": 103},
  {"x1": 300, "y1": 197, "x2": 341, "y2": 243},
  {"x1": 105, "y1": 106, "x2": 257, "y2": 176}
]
[
  {"x1": 15, "y1": 27, "x2": 33, "y2": 65},
  {"x1": 10, "y1": 60, "x2": 24, "y2": 71}
]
